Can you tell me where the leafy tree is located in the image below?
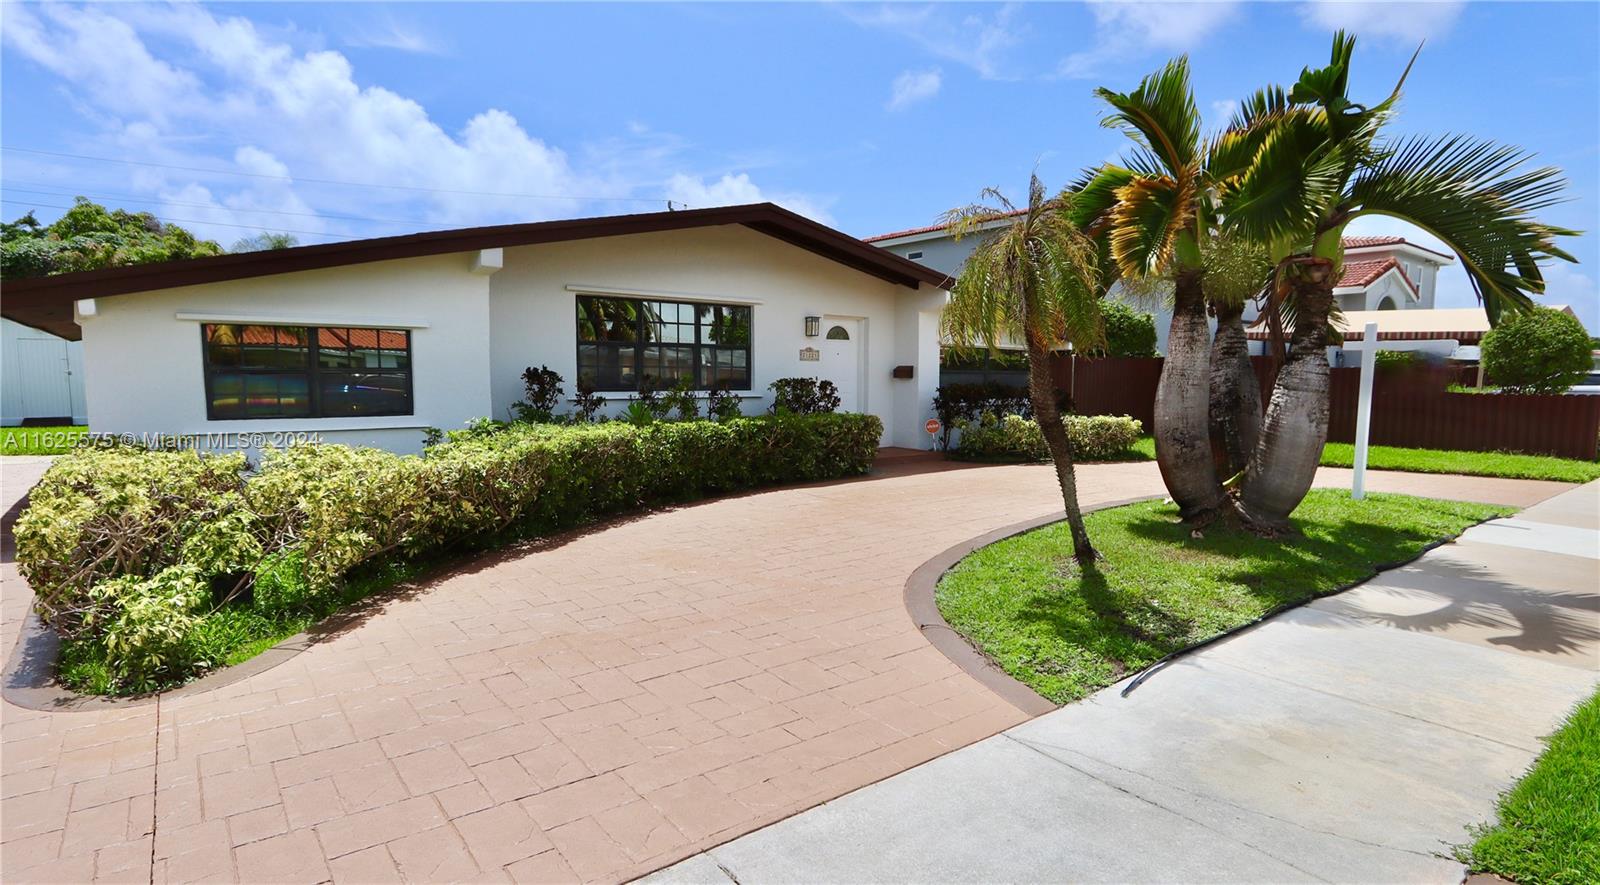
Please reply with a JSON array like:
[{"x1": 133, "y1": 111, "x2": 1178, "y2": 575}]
[
  {"x1": 1481, "y1": 308, "x2": 1592, "y2": 394},
  {"x1": 943, "y1": 177, "x2": 1106, "y2": 564},
  {"x1": 0, "y1": 198, "x2": 223, "y2": 280},
  {"x1": 231, "y1": 232, "x2": 299, "y2": 252},
  {"x1": 1090, "y1": 300, "x2": 1158, "y2": 357}
]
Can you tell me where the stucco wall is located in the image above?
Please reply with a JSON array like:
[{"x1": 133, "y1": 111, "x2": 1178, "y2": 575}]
[
  {"x1": 79, "y1": 254, "x2": 494, "y2": 455},
  {"x1": 76, "y1": 228, "x2": 944, "y2": 454},
  {"x1": 487, "y1": 225, "x2": 941, "y2": 447}
]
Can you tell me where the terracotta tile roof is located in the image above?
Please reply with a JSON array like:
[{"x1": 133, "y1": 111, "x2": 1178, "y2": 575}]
[
  {"x1": 1341, "y1": 235, "x2": 1454, "y2": 260},
  {"x1": 862, "y1": 210, "x2": 1025, "y2": 243},
  {"x1": 1338, "y1": 257, "x2": 1417, "y2": 293},
  {"x1": 1340, "y1": 235, "x2": 1407, "y2": 249},
  {"x1": 210, "y1": 325, "x2": 409, "y2": 349}
]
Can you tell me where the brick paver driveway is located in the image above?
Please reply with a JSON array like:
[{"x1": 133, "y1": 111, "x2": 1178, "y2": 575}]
[{"x1": 0, "y1": 458, "x2": 1569, "y2": 883}]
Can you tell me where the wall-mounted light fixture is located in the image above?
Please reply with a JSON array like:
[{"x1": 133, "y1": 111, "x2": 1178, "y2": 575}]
[{"x1": 804, "y1": 315, "x2": 821, "y2": 337}]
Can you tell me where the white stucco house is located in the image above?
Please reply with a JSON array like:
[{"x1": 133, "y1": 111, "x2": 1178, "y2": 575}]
[
  {"x1": 1, "y1": 318, "x2": 87, "y2": 426},
  {"x1": 866, "y1": 218, "x2": 1456, "y2": 356},
  {"x1": 1, "y1": 204, "x2": 951, "y2": 454}
]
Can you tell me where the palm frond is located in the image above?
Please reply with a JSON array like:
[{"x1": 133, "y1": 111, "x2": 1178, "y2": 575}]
[
  {"x1": 1069, "y1": 165, "x2": 1135, "y2": 232},
  {"x1": 1219, "y1": 108, "x2": 1341, "y2": 245},
  {"x1": 942, "y1": 178, "x2": 1106, "y2": 355},
  {"x1": 1094, "y1": 56, "x2": 1201, "y2": 181},
  {"x1": 1108, "y1": 175, "x2": 1190, "y2": 279},
  {"x1": 1226, "y1": 84, "x2": 1292, "y2": 133},
  {"x1": 1347, "y1": 133, "x2": 1578, "y2": 321}
]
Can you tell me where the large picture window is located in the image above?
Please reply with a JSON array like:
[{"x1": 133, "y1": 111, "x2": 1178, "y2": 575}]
[
  {"x1": 576, "y1": 296, "x2": 751, "y2": 391},
  {"x1": 201, "y1": 323, "x2": 413, "y2": 420}
]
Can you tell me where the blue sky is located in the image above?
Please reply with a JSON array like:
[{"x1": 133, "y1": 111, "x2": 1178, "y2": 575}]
[{"x1": 3, "y1": 2, "x2": 1596, "y2": 329}]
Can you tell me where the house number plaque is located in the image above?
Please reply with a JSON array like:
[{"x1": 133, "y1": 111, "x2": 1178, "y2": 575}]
[{"x1": 799, "y1": 347, "x2": 820, "y2": 361}]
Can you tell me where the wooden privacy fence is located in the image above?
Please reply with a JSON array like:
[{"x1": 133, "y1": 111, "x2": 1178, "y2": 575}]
[{"x1": 1051, "y1": 355, "x2": 1600, "y2": 460}]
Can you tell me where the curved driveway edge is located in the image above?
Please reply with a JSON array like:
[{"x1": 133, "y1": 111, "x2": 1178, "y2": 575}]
[{"x1": 901, "y1": 496, "x2": 1159, "y2": 719}]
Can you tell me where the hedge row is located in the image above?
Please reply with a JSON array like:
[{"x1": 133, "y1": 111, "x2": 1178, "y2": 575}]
[
  {"x1": 17, "y1": 413, "x2": 882, "y2": 692},
  {"x1": 951, "y1": 413, "x2": 1144, "y2": 462}
]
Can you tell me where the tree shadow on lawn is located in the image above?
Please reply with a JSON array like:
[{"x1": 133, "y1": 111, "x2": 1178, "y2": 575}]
[
  {"x1": 1008, "y1": 509, "x2": 1484, "y2": 681},
  {"x1": 1113, "y1": 508, "x2": 1599, "y2": 658}
]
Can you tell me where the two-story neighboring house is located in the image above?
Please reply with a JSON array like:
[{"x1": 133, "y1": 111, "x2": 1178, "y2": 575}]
[
  {"x1": 1335, "y1": 235, "x2": 1455, "y2": 312},
  {"x1": 865, "y1": 219, "x2": 1456, "y2": 354}
]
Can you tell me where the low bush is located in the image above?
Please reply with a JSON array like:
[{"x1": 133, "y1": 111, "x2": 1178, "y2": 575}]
[
  {"x1": 952, "y1": 413, "x2": 1144, "y2": 462},
  {"x1": 1481, "y1": 307, "x2": 1593, "y2": 394},
  {"x1": 933, "y1": 382, "x2": 1033, "y2": 448},
  {"x1": 769, "y1": 377, "x2": 841, "y2": 415},
  {"x1": 1088, "y1": 301, "x2": 1158, "y2": 358},
  {"x1": 17, "y1": 413, "x2": 882, "y2": 693}
]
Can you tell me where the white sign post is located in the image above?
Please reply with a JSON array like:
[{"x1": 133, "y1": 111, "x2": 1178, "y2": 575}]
[{"x1": 1351, "y1": 321, "x2": 1380, "y2": 500}]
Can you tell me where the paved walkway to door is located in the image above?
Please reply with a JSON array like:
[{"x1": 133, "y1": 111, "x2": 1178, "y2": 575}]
[{"x1": 0, "y1": 457, "x2": 1574, "y2": 883}]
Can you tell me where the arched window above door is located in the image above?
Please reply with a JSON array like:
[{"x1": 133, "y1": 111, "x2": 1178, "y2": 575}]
[{"x1": 826, "y1": 325, "x2": 850, "y2": 340}]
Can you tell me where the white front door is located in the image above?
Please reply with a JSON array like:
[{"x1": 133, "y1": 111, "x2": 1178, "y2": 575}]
[
  {"x1": 16, "y1": 337, "x2": 75, "y2": 419},
  {"x1": 819, "y1": 318, "x2": 862, "y2": 413}
]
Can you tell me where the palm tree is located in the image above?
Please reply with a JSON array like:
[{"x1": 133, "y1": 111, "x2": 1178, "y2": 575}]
[
  {"x1": 1222, "y1": 32, "x2": 1577, "y2": 532},
  {"x1": 942, "y1": 177, "x2": 1106, "y2": 564},
  {"x1": 1076, "y1": 56, "x2": 1273, "y2": 520}
]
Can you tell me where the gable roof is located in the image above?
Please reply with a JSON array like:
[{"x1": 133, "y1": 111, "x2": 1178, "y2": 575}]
[
  {"x1": 1337, "y1": 257, "x2": 1418, "y2": 296},
  {"x1": 1341, "y1": 235, "x2": 1454, "y2": 260},
  {"x1": 3, "y1": 203, "x2": 952, "y2": 340}
]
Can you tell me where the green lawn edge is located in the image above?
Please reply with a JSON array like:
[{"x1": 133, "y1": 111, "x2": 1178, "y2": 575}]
[
  {"x1": 934, "y1": 489, "x2": 1510, "y2": 706},
  {"x1": 954, "y1": 435, "x2": 1596, "y2": 484},
  {"x1": 1460, "y1": 688, "x2": 1600, "y2": 884}
]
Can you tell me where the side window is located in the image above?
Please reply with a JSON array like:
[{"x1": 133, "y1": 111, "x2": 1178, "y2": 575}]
[{"x1": 202, "y1": 323, "x2": 412, "y2": 419}]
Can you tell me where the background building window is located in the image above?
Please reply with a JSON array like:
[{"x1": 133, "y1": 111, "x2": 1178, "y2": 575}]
[
  {"x1": 202, "y1": 323, "x2": 412, "y2": 419},
  {"x1": 576, "y1": 296, "x2": 752, "y2": 391}
]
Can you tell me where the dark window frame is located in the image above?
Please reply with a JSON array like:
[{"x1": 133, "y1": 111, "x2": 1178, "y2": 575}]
[
  {"x1": 575, "y1": 295, "x2": 752, "y2": 392},
  {"x1": 200, "y1": 323, "x2": 415, "y2": 420}
]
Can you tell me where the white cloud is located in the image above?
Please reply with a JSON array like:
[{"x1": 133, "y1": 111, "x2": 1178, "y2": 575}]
[
  {"x1": 842, "y1": 4, "x2": 1023, "y2": 80},
  {"x1": 1300, "y1": 1, "x2": 1464, "y2": 44},
  {"x1": 664, "y1": 173, "x2": 835, "y2": 226},
  {"x1": 1208, "y1": 98, "x2": 1237, "y2": 127},
  {"x1": 887, "y1": 69, "x2": 942, "y2": 111},
  {"x1": 344, "y1": 16, "x2": 447, "y2": 55},
  {"x1": 1, "y1": 4, "x2": 829, "y2": 244},
  {"x1": 1059, "y1": 1, "x2": 1239, "y2": 79}
]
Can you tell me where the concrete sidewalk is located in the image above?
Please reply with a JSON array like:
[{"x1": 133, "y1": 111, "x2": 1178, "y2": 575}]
[{"x1": 647, "y1": 482, "x2": 1600, "y2": 884}]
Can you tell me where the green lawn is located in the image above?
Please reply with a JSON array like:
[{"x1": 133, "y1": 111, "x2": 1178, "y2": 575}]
[
  {"x1": 1, "y1": 426, "x2": 88, "y2": 456},
  {"x1": 935, "y1": 489, "x2": 1508, "y2": 705},
  {"x1": 1462, "y1": 689, "x2": 1600, "y2": 884},
  {"x1": 1106, "y1": 436, "x2": 1597, "y2": 484},
  {"x1": 1319, "y1": 442, "x2": 1600, "y2": 484}
]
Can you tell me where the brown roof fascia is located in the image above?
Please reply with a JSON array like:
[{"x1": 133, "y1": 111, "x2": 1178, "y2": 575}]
[{"x1": 2, "y1": 203, "x2": 950, "y2": 341}]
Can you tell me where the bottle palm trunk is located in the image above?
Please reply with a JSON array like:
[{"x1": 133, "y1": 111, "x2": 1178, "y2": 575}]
[
  {"x1": 1026, "y1": 343, "x2": 1097, "y2": 564},
  {"x1": 1208, "y1": 300, "x2": 1263, "y2": 479},
  {"x1": 1237, "y1": 262, "x2": 1335, "y2": 534},
  {"x1": 1154, "y1": 271, "x2": 1227, "y2": 521}
]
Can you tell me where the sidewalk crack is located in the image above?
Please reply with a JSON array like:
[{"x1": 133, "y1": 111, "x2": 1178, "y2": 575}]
[
  {"x1": 1004, "y1": 731, "x2": 1444, "y2": 867},
  {"x1": 148, "y1": 692, "x2": 161, "y2": 885}
]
